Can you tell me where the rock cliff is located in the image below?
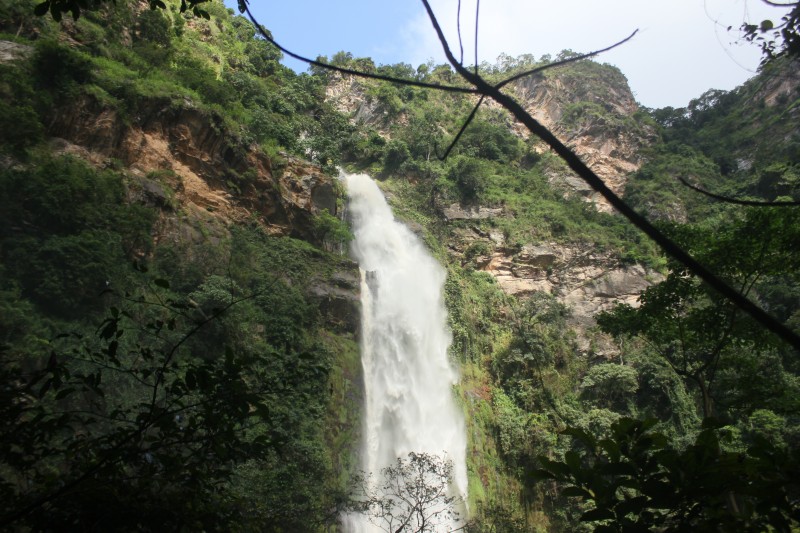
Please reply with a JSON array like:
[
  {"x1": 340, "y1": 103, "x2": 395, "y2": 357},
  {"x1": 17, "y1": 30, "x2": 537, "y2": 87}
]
[
  {"x1": 448, "y1": 226, "x2": 662, "y2": 352},
  {"x1": 11, "y1": 59, "x2": 362, "y2": 332},
  {"x1": 505, "y1": 65, "x2": 657, "y2": 211}
]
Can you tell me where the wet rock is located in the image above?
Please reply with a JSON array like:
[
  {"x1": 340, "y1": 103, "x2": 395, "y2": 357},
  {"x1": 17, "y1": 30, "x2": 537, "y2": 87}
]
[{"x1": 442, "y1": 204, "x2": 503, "y2": 220}]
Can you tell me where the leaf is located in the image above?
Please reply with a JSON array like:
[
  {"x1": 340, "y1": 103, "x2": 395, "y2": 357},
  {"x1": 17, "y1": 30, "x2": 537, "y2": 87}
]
[
  {"x1": 185, "y1": 370, "x2": 197, "y2": 391},
  {"x1": 153, "y1": 278, "x2": 170, "y2": 289},
  {"x1": 55, "y1": 387, "x2": 75, "y2": 400},
  {"x1": 34, "y1": 1, "x2": 50, "y2": 16},
  {"x1": 563, "y1": 426, "x2": 597, "y2": 448},
  {"x1": 615, "y1": 496, "x2": 648, "y2": 518},
  {"x1": 565, "y1": 450, "x2": 582, "y2": 473},
  {"x1": 99, "y1": 319, "x2": 117, "y2": 340},
  {"x1": 580, "y1": 507, "x2": 615, "y2": 522},
  {"x1": 537, "y1": 456, "x2": 571, "y2": 478},
  {"x1": 38, "y1": 378, "x2": 53, "y2": 398},
  {"x1": 599, "y1": 461, "x2": 637, "y2": 477},
  {"x1": 561, "y1": 486, "x2": 593, "y2": 499},
  {"x1": 529, "y1": 468, "x2": 557, "y2": 481},
  {"x1": 599, "y1": 438, "x2": 621, "y2": 462}
]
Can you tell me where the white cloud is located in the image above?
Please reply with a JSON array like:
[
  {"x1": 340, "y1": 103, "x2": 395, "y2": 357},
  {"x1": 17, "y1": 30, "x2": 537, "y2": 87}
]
[{"x1": 403, "y1": 0, "x2": 790, "y2": 108}]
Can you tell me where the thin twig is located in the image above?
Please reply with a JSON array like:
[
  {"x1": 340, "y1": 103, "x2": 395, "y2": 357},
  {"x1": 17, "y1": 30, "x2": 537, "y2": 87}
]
[
  {"x1": 457, "y1": 0, "x2": 464, "y2": 64},
  {"x1": 436, "y1": 95, "x2": 485, "y2": 160},
  {"x1": 474, "y1": 0, "x2": 480, "y2": 74}
]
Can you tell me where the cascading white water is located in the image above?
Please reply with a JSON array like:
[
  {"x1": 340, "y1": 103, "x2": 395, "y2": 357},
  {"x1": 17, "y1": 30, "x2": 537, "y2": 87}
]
[{"x1": 343, "y1": 172, "x2": 468, "y2": 532}]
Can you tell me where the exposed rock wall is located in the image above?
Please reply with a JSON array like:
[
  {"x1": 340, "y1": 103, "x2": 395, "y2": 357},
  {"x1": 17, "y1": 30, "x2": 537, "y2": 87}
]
[
  {"x1": 43, "y1": 91, "x2": 360, "y2": 334},
  {"x1": 449, "y1": 227, "x2": 663, "y2": 353},
  {"x1": 47, "y1": 94, "x2": 338, "y2": 240},
  {"x1": 504, "y1": 70, "x2": 657, "y2": 212}
]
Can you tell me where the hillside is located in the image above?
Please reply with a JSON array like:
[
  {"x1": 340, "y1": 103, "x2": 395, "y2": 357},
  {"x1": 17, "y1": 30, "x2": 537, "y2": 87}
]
[{"x1": 1, "y1": 0, "x2": 799, "y2": 531}]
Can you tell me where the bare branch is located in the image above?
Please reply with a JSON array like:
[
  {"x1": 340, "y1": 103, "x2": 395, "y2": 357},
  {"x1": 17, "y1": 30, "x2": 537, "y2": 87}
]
[
  {"x1": 495, "y1": 30, "x2": 639, "y2": 89},
  {"x1": 436, "y1": 95, "x2": 485, "y2": 160},
  {"x1": 678, "y1": 176, "x2": 800, "y2": 206},
  {"x1": 241, "y1": 4, "x2": 477, "y2": 95},
  {"x1": 761, "y1": 0, "x2": 799, "y2": 7}
]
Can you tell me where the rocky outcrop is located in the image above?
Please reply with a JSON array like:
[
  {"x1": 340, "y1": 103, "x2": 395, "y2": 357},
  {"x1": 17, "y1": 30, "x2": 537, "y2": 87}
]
[
  {"x1": 442, "y1": 203, "x2": 504, "y2": 220},
  {"x1": 325, "y1": 73, "x2": 398, "y2": 135},
  {"x1": 0, "y1": 40, "x2": 32, "y2": 63},
  {"x1": 46, "y1": 93, "x2": 337, "y2": 242},
  {"x1": 501, "y1": 68, "x2": 657, "y2": 212},
  {"x1": 307, "y1": 266, "x2": 362, "y2": 333},
  {"x1": 450, "y1": 227, "x2": 663, "y2": 352},
  {"x1": 42, "y1": 90, "x2": 359, "y2": 334}
]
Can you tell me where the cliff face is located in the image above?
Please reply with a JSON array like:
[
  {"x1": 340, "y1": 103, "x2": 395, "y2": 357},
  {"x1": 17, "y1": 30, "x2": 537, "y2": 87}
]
[
  {"x1": 47, "y1": 92, "x2": 337, "y2": 241},
  {"x1": 25, "y1": 70, "x2": 360, "y2": 334},
  {"x1": 324, "y1": 60, "x2": 661, "y2": 350},
  {"x1": 506, "y1": 64, "x2": 657, "y2": 211},
  {"x1": 447, "y1": 225, "x2": 662, "y2": 352}
]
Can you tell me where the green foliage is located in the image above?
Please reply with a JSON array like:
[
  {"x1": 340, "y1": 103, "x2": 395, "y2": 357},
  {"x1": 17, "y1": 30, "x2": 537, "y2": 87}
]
[
  {"x1": 446, "y1": 155, "x2": 489, "y2": 203},
  {"x1": 313, "y1": 210, "x2": 353, "y2": 252},
  {"x1": 0, "y1": 63, "x2": 43, "y2": 155},
  {"x1": 457, "y1": 118, "x2": 522, "y2": 162},
  {"x1": 532, "y1": 417, "x2": 800, "y2": 532},
  {"x1": 382, "y1": 138, "x2": 411, "y2": 174},
  {"x1": 32, "y1": 37, "x2": 91, "y2": 87},
  {"x1": 0, "y1": 156, "x2": 153, "y2": 315},
  {"x1": 579, "y1": 363, "x2": 638, "y2": 412},
  {"x1": 598, "y1": 209, "x2": 800, "y2": 418}
]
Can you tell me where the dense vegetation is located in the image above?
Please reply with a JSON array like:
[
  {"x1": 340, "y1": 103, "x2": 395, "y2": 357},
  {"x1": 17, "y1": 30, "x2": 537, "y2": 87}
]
[
  {"x1": 0, "y1": 1, "x2": 361, "y2": 529},
  {"x1": 1, "y1": 0, "x2": 799, "y2": 530}
]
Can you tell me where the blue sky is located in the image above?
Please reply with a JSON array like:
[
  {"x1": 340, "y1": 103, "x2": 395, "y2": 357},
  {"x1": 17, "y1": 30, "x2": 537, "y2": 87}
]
[{"x1": 234, "y1": 0, "x2": 791, "y2": 109}]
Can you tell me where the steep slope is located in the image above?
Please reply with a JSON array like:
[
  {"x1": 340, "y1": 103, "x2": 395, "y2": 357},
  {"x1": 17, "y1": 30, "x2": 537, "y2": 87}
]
[{"x1": 0, "y1": 2, "x2": 364, "y2": 529}]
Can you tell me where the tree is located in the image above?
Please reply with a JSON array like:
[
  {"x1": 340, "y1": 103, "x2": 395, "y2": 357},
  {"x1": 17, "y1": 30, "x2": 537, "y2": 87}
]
[
  {"x1": 532, "y1": 418, "x2": 800, "y2": 532},
  {"x1": 741, "y1": 1, "x2": 800, "y2": 64},
  {"x1": 598, "y1": 208, "x2": 800, "y2": 418},
  {"x1": 0, "y1": 250, "x2": 338, "y2": 531},
  {"x1": 350, "y1": 452, "x2": 465, "y2": 533}
]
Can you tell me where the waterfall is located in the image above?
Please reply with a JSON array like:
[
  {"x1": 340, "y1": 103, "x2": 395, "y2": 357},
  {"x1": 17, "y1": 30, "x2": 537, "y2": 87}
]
[{"x1": 342, "y1": 172, "x2": 468, "y2": 532}]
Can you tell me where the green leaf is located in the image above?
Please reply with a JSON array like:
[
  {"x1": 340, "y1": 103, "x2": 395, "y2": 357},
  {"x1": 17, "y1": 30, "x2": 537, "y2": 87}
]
[
  {"x1": 185, "y1": 370, "x2": 197, "y2": 390},
  {"x1": 599, "y1": 438, "x2": 621, "y2": 462},
  {"x1": 153, "y1": 278, "x2": 170, "y2": 289},
  {"x1": 564, "y1": 426, "x2": 597, "y2": 448},
  {"x1": 561, "y1": 486, "x2": 593, "y2": 499},
  {"x1": 565, "y1": 450, "x2": 582, "y2": 473},
  {"x1": 615, "y1": 496, "x2": 648, "y2": 518},
  {"x1": 99, "y1": 319, "x2": 117, "y2": 340},
  {"x1": 529, "y1": 468, "x2": 557, "y2": 481},
  {"x1": 55, "y1": 387, "x2": 75, "y2": 400},
  {"x1": 34, "y1": 1, "x2": 50, "y2": 16},
  {"x1": 599, "y1": 461, "x2": 637, "y2": 477},
  {"x1": 580, "y1": 507, "x2": 615, "y2": 522}
]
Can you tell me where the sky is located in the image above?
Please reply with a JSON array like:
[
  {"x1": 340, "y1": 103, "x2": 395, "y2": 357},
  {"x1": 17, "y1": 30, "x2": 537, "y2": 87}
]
[{"x1": 237, "y1": 0, "x2": 792, "y2": 109}]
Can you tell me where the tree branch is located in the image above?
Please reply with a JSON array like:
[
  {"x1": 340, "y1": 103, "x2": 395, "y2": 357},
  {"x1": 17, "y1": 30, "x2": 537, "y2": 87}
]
[
  {"x1": 242, "y1": 4, "x2": 477, "y2": 95},
  {"x1": 418, "y1": 0, "x2": 800, "y2": 352},
  {"x1": 678, "y1": 176, "x2": 800, "y2": 206}
]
